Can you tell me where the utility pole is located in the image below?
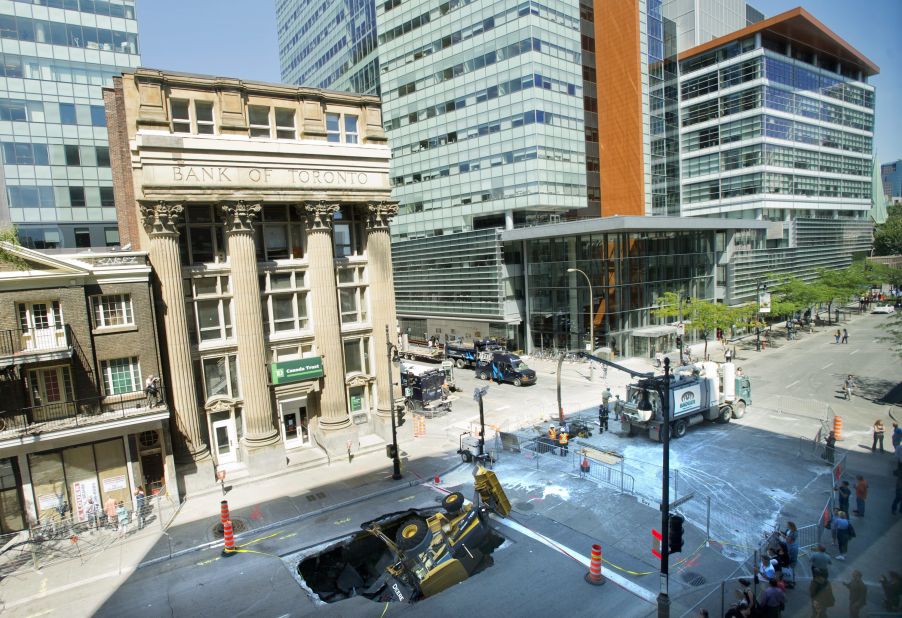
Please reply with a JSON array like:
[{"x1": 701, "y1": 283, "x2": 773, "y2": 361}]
[
  {"x1": 657, "y1": 357, "x2": 672, "y2": 618},
  {"x1": 678, "y1": 292, "x2": 684, "y2": 365},
  {"x1": 567, "y1": 268, "x2": 594, "y2": 381},
  {"x1": 385, "y1": 325, "x2": 402, "y2": 480}
]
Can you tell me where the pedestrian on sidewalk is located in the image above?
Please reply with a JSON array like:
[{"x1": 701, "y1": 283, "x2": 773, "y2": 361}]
[
  {"x1": 85, "y1": 498, "x2": 99, "y2": 531},
  {"x1": 834, "y1": 329, "x2": 841, "y2": 344},
  {"x1": 757, "y1": 578, "x2": 785, "y2": 618},
  {"x1": 837, "y1": 481, "x2": 852, "y2": 514},
  {"x1": 892, "y1": 473, "x2": 902, "y2": 515},
  {"x1": 824, "y1": 431, "x2": 837, "y2": 465},
  {"x1": 841, "y1": 328, "x2": 849, "y2": 344},
  {"x1": 845, "y1": 570, "x2": 867, "y2": 618},
  {"x1": 896, "y1": 442, "x2": 902, "y2": 476},
  {"x1": 810, "y1": 573, "x2": 836, "y2": 618},
  {"x1": 104, "y1": 496, "x2": 118, "y2": 530},
  {"x1": 134, "y1": 487, "x2": 146, "y2": 530},
  {"x1": 116, "y1": 501, "x2": 129, "y2": 537},
  {"x1": 893, "y1": 423, "x2": 902, "y2": 449},
  {"x1": 831, "y1": 511, "x2": 852, "y2": 560},
  {"x1": 881, "y1": 571, "x2": 902, "y2": 611},
  {"x1": 782, "y1": 521, "x2": 799, "y2": 567},
  {"x1": 809, "y1": 544, "x2": 832, "y2": 578},
  {"x1": 873, "y1": 419, "x2": 886, "y2": 452},
  {"x1": 854, "y1": 475, "x2": 868, "y2": 516}
]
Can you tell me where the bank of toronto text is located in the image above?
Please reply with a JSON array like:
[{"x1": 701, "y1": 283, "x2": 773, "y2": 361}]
[{"x1": 170, "y1": 166, "x2": 370, "y2": 186}]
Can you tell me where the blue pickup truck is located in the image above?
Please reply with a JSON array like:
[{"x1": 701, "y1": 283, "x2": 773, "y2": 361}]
[{"x1": 475, "y1": 351, "x2": 536, "y2": 387}]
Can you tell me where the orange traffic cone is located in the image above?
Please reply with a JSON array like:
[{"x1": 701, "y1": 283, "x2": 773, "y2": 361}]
[
  {"x1": 585, "y1": 544, "x2": 605, "y2": 585},
  {"x1": 222, "y1": 519, "x2": 236, "y2": 557}
]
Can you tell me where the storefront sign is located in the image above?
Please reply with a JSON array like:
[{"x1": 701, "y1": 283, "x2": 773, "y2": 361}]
[
  {"x1": 73, "y1": 479, "x2": 101, "y2": 522},
  {"x1": 350, "y1": 393, "x2": 363, "y2": 412},
  {"x1": 102, "y1": 475, "x2": 127, "y2": 492},
  {"x1": 38, "y1": 493, "x2": 63, "y2": 511},
  {"x1": 146, "y1": 165, "x2": 388, "y2": 190},
  {"x1": 271, "y1": 357, "x2": 324, "y2": 385}
]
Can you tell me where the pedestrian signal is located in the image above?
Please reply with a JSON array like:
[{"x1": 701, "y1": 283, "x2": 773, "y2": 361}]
[{"x1": 668, "y1": 513, "x2": 684, "y2": 553}]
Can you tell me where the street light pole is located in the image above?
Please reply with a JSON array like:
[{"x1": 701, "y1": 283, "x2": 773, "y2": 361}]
[
  {"x1": 678, "y1": 292, "x2": 684, "y2": 365},
  {"x1": 755, "y1": 279, "x2": 762, "y2": 353},
  {"x1": 657, "y1": 357, "x2": 672, "y2": 618},
  {"x1": 384, "y1": 325, "x2": 402, "y2": 480},
  {"x1": 567, "y1": 267, "x2": 594, "y2": 380}
]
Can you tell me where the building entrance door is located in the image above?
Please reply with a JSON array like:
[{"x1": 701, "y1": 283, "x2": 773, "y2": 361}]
[
  {"x1": 279, "y1": 397, "x2": 309, "y2": 449},
  {"x1": 211, "y1": 419, "x2": 237, "y2": 464},
  {"x1": 18, "y1": 302, "x2": 66, "y2": 351}
]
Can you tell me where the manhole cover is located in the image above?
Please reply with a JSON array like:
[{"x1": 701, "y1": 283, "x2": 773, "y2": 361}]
[
  {"x1": 681, "y1": 571, "x2": 707, "y2": 586},
  {"x1": 514, "y1": 501, "x2": 534, "y2": 512},
  {"x1": 212, "y1": 518, "x2": 248, "y2": 538}
]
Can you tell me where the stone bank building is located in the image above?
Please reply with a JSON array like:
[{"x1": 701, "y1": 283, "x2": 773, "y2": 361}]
[{"x1": 104, "y1": 69, "x2": 397, "y2": 488}]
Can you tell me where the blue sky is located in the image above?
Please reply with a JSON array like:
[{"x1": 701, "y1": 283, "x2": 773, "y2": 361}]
[{"x1": 136, "y1": 0, "x2": 901, "y2": 163}]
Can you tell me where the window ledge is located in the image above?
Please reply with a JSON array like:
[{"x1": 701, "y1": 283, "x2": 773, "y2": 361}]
[{"x1": 93, "y1": 324, "x2": 138, "y2": 335}]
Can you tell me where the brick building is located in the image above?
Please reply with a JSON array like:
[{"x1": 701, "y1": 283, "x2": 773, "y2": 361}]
[
  {"x1": 0, "y1": 244, "x2": 174, "y2": 533},
  {"x1": 104, "y1": 69, "x2": 397, "y2": 491}
]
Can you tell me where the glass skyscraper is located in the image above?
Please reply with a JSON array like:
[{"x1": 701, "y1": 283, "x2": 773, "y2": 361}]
[{"x1": 0, "y1": 0, "x2": 139, "y2": 249}]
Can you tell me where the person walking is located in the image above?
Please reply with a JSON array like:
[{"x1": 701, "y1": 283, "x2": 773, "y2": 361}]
[
  {"x1": 782, "y1": 521, "x2": 799, "y2": 567},
  {"x1": 841, "y1": 328, "x2": 849, "y2": 344},
  {"x1": 104, "y1": 496, "x2": 118, "y2": 530},
  {"x1": 810, "y1": 573, "x2": 836, "y2": 618},
  {"x1": 831, "y1": 511, "x2": 851, "y2": 560},
  {"x1": 845, "y1": 570, "x2": 867, "y2": 618},
  {"x1": 134, "y1": 487, "x2": 146, "y2": 530},
  {"x1": 854, "y1": 475, "x2": 868, "y2": 516},
  {"x1": 85, "y1": 498, "x2": 99, "y2": 531},
  {"x1": 809, "y1": 545, "x2": 832, "y2": 578},
  {"x1": 843, "y1": 375, "x2": 855, "y2": 400},
  {"x1": 116, "y1": 501, "x2": 129, "y2": 537},
  {"x1": 824, "y1": 431, "x2": 837, "y2": 465},
  {"x1": 834, "y1": 329, "x2": 841, "y2": 344},
  {"x1": 873, "y1": 419, "x2": 886, "y2": 452},
  {"x1": 757, "y1": 578, "x2": 785, "y2": 618},
  {"x1": 837, "y1": 480, "x2": 852, "y2": 514},
  {"x1": 892, "y1": 422, "x2": 902, "y2": 449}
]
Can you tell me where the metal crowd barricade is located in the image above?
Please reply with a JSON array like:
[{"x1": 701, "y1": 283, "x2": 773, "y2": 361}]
[{"x1": 518, "y1": 437, "x2": 635, "y2": 494}]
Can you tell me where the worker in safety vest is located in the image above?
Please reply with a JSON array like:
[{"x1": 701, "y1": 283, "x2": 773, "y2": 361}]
[
  {"x1": 558, "y1": 430, "x2": 569, "y2": 457},
  {"x1": 547, "y1": 425, "x2": 558, "y2": 455}
]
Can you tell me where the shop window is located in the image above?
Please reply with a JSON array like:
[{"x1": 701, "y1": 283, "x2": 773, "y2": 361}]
[
  {"x1": 202, "y1": 354, "x2": 240, "y2": 401},
  {"x1": 0, "y1": 458, "x2": 24, "y2": 533},
  {"x1": 100, "y1": 357, "x2": 141, "y2": 395},
  {"x1": 28, "y1": 451, "x2": 68, "y2": 523},
  {"x1": 91, "y1": 294, "x2": 134, "y2": 328}
]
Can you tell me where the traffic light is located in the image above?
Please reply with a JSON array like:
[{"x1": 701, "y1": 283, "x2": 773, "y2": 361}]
[
  {"x1": 668, "y1": 513, "x2": 684, "y2": 553},
  {"x1": 386, "y1": 444, "x2": 397, "y2": 459},
  {"x1": 395, "y1": 405, "x2": 406, "y2": 428},
  {"x1": 676, "y1": 335, "x2": 682, "y2": 348}
]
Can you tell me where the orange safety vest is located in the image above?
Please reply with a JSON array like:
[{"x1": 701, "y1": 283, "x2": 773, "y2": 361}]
[
  {"x1": 559, "y1": 432, "x2": 569, "y2": 445},
  {"x1": 548, "y1": 428, "x2": 557, "y2": 440}
]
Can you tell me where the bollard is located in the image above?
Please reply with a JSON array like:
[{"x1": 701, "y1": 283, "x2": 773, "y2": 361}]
[
  {"x1": 222, "y1": 519, "x2": 236, "y2": 556},
  {"x1": 585, "y1": 543, "x2": 605, "y2": 585},
  {"x1": 833, "y1": 415, "x2": 843, "y2": 441},
  {"x1": 220, "y1": 500, "x2": 230, "y2": 526}
]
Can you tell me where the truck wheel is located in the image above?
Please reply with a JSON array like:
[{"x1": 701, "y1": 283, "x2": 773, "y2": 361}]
[
  {"x1": 513, "y1": 378, "x2": 522, "y2": 387},
  {"x1": 717, "y1": 406, "x2": 732, "y2": 423},
  {"x1": 672, "y1": 420, "x2": 688, "y2": 439},
  {"x1": 442, "y1": 492, "x2": 465, "y2": 514},
  {"x1": 731, "y1": 401, "x2": 746, "y2": 419},
  {"x1": 478, "y1": 371, "x2": 489, "y2": 381},
  {"x1": 395, "y1": 517, "x2": 429, "y2": 551},
  {"x1": 456, "y1": 359, "x2": 466, "y2": 369}
]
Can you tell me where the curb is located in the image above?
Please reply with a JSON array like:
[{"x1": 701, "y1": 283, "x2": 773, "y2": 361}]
[{"x1": 137, "y1": 460, "x2": 468, "y2": 569}]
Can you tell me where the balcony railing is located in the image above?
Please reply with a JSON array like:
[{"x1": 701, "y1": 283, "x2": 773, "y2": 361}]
[
  {"x1": 0, "y1": 325, "x2": 72, "y2": 366},
  {"x1": 0, "y1": 386, "x2": 168, "y2": 439}
]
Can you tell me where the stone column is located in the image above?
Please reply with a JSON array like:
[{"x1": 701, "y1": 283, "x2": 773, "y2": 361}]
[
  {"x1": 365, "y1": 201, "x2": 400, "y2": 434},
  {"x1": 139, "y1": 202, "x2": 208, "y2": 460},
  {"x1": 220, "y1": 201, "x2": 279, "y2": 447},
  {"x1": 301, "y1": 202, "x2": 355, "y2": 452}
]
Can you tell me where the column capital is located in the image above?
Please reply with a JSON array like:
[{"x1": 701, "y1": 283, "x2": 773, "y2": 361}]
[
  {"x1": 300, "y1": 201, "x2": 340, "y2": 232},
  {"x1": 221, "y1": 201, "x2": 261, "y2": 234},
  {"x1": 139, "y1": 201, "x2": 184, "y2": 236},
  {"x1": 366, "y1": 200, "x2": 399, "y2": 230}
]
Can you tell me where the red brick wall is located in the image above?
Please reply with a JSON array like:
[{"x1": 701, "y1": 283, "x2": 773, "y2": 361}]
[{"x1": 104, "y1": 78, "x2": 140, "y2": 250}]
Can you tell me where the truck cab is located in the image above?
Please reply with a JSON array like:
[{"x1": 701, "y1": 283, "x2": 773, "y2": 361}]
[
  {"x1": 475, "y1": 351, "x2": 536, "y2": 386},
  {"x1": 444, "y1": 339, "x2": 504, "y2": 369}
]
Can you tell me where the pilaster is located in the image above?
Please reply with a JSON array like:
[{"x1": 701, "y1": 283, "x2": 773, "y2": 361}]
[
  {"x1": 139, "y1": 201, "x2": 209, "y2": 460},
  {"x1": 220, "y1": 201, "x2": 279, "y2": 448}
]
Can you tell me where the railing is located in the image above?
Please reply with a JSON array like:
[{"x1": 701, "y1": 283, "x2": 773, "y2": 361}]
[
  {"x1": 519, "y1": 436, "x2": 636, "y2": 494},
  {"x1": 0, "y1": 386, "x2": 167, "y2": 436},
  {"x1": 0, "y1": 325, "x2": 71, "y2": 359}
]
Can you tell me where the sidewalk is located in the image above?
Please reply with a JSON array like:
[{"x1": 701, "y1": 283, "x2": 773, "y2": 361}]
[{"x1": 0, "y1": 437, "x2": 462, "y2": 611}]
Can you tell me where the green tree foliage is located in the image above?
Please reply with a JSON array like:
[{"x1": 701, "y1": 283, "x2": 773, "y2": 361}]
[
  {"x1": 0, "y1": 227, "x2": 26, "y2": 270},
  {"x1": 652, "y1": 292, "x2": 739, "y2": 358},
  {"x1": 873, "y1": 204, "x2": 902, "y2": 257}
]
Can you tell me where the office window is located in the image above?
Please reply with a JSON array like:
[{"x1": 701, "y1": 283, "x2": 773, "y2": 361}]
[
  {"x1": 101, "y1": 357, "x2": 141, "y2": 395},
  {"x1": 337, "y1": 266, "x2": 368, "y2": 325},
  {"x1": 95, "y1": 146, "x2": 110, "y2": 167},
  {"x1": 343, "y1": 338, "x2": 370, "y2": 375},
  {"x1": 179, "y1": 205, "x2": 226, "y2": 265},
  {"x1": 202, "y1": 355, "x2": 240, "y2": 400},
  {"x1": 74, "y1": 228, "x2": 90, "y2": 248},
  {"x1": 104, "y1": 227, "x2": 119, "y2": 247},
  {"x1": 2, "y1": 142, "x2": 48, "y2": 165},
  {"x1": 196, "y1": 101, "x2": 214, "y2": 134},
  {"x1": 326, "y1": 113, "x2": 359, "y2": 143},
  {"x1": 92, "y1": 294, "x2": 134, "y2": 328},
  {"x1": 171, "y1": 99, "x2": 190, "y2": 133},
  {"x1": 59, "y1": 103, "x2": 76, "y2": 125},
  {"x1": 260, "y1": 270, "x2": 308, "y2": 335},
  {"x1": 69, "y1": 187, "x2": 86, "y2": 207},
  {"x1": 195, "y1": 299, "x2": 233, "y2": 342},
  {"x1": 248, "y1": 105, "x2": 271, "y2": 138},
  {"x1": 90, "y1": 105, "x2": 106, "y2": 127},
  {"x1": 275, "y1": 108, "x2": 295, "y2": 139},
  {"x1": 64, "y1": 145, "x2": 80, "y2": 166},
  {"x1": 100, "y1": 187, "x2": 114, "y2": 207}
]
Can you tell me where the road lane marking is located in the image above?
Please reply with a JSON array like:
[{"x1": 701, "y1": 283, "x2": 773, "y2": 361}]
[
  {"x1": 334, "y1": 516, "x2": 351, "y2": 525},
  {"x1": 786, "y1": 380, "x2": 800, "y2": 389},
  {"x1": 850, "y1": 349, "x2": 859, "y2": 355},
  {"x1": 822, "y1": 362, "x2": 833, "y2": 370}
]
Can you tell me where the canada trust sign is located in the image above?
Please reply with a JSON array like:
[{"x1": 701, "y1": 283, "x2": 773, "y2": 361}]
[{"x1": 148, "y1": 165, "x2": 386, "y2": 189}]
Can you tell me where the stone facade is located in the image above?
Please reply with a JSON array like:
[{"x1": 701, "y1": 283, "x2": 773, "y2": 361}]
[{"x1": 105, "y1": 69, "x2": 398, "y2": 490}]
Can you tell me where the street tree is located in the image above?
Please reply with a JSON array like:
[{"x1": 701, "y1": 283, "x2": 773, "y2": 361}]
[
  {"x1": 652, "y1": 292, "x2": 737, "y2": 359},
  {"x1": 873, "y1": 204, "x2": 902, "y2": 257}
]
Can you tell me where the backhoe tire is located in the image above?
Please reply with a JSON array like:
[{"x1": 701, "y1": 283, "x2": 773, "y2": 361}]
[
  {"x1": 442, "y1": 492, "x2": 465, "y2": 514},
  {"x1": 395, "y1": 517, "x2": 429, "y2": 551},
  {"x1": 731, "y1": 401, "x2": 747, "y2": 419}
]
